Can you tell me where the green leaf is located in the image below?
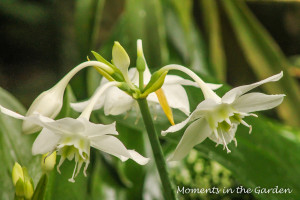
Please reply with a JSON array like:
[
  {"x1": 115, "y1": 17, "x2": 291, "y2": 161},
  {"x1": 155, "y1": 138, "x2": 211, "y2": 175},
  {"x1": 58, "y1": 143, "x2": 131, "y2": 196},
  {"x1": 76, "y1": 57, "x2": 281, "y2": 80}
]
[
  {"x1": 222, "y1": 0, "x2": 300, "y2": 126},
  {"x1": 32, "y1": 174, "x2": 48, "y2": 200},
  {"x1": 0, "y1": 87, "x2": 40, "y2": 199},
  {"x1": 117, "y1": 124, "x2": 147, "y2": 200},
  {"x1": 200, "y1": 0, "x2": 226, "y2": 81}
]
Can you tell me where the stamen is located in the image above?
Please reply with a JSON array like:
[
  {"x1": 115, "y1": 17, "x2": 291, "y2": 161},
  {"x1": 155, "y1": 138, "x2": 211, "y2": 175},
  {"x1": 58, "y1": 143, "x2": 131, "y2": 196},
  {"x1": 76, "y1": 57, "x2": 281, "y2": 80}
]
[
  {"x1": 68, "y1": 161, "x2": 78, "y2": 183},
  {"x1": 75, "y1": 161, "x2": 83, "y2": 178},
  {"x1": 221, "y1": 133, "x2": 231, "y2": 153},
  {"x1": 233, "y1": 138, "x2": 238, "y2": 147},
  {"x1": 57, "y1": 157, "x2": 65, "y2": 174},
  {"x1": 213, "y1": 129, "x2": 219, "y2": 139},
  {"x1": 241, "y1": 120, "x2": 252, "y2": 134},
  {"x1": 83, "y1": 160, "x2": 90, "y2": 177},
  {"x1": 225, "y1": 118, "x2": 231, "y2": 126}
]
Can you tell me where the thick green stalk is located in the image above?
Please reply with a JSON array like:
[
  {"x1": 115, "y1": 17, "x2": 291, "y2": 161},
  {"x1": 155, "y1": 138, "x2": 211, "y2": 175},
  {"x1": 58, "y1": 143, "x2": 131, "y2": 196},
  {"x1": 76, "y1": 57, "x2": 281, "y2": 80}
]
[{"x1": 137, "y1": 99, "x2": 177, "y2": 200}]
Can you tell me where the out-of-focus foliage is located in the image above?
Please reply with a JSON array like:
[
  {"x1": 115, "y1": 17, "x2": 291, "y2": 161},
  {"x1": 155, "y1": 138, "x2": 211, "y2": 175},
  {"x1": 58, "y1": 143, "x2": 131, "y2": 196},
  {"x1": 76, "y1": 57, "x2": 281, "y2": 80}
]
[{"x1": 0, "y1": 0, "x2": 300, "y2": 200}]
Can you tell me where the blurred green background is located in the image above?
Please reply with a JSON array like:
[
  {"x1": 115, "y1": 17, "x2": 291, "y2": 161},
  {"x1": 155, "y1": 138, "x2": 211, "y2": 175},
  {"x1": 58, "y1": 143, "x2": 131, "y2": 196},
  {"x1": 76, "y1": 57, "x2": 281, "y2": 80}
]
[{"x1": 0, "y1": 0, "x2": 300, "y2": 199}]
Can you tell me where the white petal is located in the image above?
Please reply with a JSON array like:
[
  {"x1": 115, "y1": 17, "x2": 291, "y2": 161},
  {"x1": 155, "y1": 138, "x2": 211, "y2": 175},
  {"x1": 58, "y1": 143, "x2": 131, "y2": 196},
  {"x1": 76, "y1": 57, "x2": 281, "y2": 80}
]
[
  {"x1": 194, "y1": 98, "x2": 219, "y2": 111},
  {"x1": 168, "y1": 118, "x2": 211, "y2": 161},
  {"x1": 32, "y1": 128, "x2": 61, "y2": 155},
  {"x1": 80, "y1": 119, "x2": 118, "y2": 137},
  {"x1": 161, "y1": 100, "x2": 214, "y2": 137},
  {"x1": 128, "y1": 68, "x2": 139, "y2": 84},
  {"x1": 70, "y1": 81, "x2": 107, "y2": 112},
  {"x1": 163, "y1": 85, "x2": 190, "y2": 115},
  {"x1": 0, "y1": 105, "x2": 25, "y2": 119},
  {"x1": 70, "y1": 100, "x2": 91, "y2": 112},
  {"x1": 232, "y1": 92, "x2": 285, "y2": 113},
  {"x1": 147, "y1": 84, "x2": 190, "y2": 115},
  {"x1": 104, "y1": 87, "x2": 134, "y2": 115},
  {"x1": 206, "y1": 83, "x2": 223, "y2": 90},
  {"x1": 126, "y1": 150, "x2": 149, "y2": 165},
  {"x1": 164, "y1": 75, "x2": 222, "y2": 90},
  {"x1": 161, "y1": 115, "x2": 192, "y2": 136},
  {"x1": 27, "y1": 115, "x2": 84, "y2": 135},
  {"x1": 143, "y1": 65, "x2": 152, "y2": 84},
  {"x1": 222, "y1": 71, "x2": 283, "y2": 104},
  {"x1": 91, "y1": 135, "x2": 131, "y2": 158}
]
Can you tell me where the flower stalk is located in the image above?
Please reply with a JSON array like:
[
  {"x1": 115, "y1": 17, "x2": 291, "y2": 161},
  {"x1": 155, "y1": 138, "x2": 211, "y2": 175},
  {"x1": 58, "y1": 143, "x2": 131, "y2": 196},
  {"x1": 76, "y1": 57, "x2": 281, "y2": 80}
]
[{"x1": 137, "y1": 98, "x2": 177, "y2": 200}]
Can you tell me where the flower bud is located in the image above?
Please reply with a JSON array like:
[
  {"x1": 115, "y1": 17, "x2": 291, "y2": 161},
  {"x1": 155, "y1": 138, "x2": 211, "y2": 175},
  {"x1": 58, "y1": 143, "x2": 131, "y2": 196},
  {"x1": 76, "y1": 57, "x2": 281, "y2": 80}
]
[
  {"x1": 12, "y1": 162, "x2": 24, "y2": 186},
  {"x1": 41, "y1": 152, "x2": 56, "y2": 173},
  {"x1": 141, "y1": 70, "x2": 168, "y2": 98},
  {"x1": 136, "y1": 39, "x2": 146, "y2": 73},
  {"x1": 24, "y1": 179, "x2": 34, "y2": 199},
  {"x1": 112, "y1": 41, "x2": 130, "y2": 72},
  {"x1": 22, "y1": 85, "x2": 64, "y2": 134},
  {"x1": 136, "y1": 56, "x2": 146, "y2": 73},
  {"x1": 15, "y1": 179, "x2": 25, "y2": 197}
]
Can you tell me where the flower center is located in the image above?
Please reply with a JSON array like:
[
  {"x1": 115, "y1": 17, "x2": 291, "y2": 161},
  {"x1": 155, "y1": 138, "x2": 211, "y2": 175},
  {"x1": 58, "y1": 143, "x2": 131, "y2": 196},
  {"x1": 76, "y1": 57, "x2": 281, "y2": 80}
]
[{"x1": 55, "y1": 136, "x2": 90, "y2": 182}]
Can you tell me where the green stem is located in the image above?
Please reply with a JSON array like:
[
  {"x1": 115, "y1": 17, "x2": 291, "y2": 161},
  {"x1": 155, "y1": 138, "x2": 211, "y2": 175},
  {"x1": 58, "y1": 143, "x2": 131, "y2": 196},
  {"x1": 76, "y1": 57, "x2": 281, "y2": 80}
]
[
  {"x1": 139, "y1": 71, "x2": 144, "y2": 91},
  {"x1": 137, "y1": 99, "x2": 177, "y2": 200}
]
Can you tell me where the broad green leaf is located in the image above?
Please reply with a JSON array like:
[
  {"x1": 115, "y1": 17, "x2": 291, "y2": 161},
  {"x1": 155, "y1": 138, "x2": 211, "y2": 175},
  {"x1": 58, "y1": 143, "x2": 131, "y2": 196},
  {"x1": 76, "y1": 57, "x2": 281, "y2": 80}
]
[
  {"x1": 45, "y1": 161, "x2": 88, "y2": 200},
  {"x1": 0, "y1": 87, "x2": 40, "y2": 200},
  {"x1": 117, "y1": 124, "x2": 147, "y2": 200},
  {"x1": 222, "y1": 0, "x2": 300, "y2": 126},
  {"x1": 200, "y1": 0, "x2": 226, "y2": 81}
]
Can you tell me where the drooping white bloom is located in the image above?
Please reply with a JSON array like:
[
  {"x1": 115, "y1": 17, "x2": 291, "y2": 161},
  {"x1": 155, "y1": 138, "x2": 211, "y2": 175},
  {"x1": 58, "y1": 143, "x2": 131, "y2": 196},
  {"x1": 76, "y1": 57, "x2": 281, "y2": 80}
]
[
  {"x1": 71, "y1": 41, "x2": 221, "y2": 117},
  {"x1": 0, "y1": 82, "x2": 149, "y2": 182},
  {"x1": 22, "y1": 61, "x2": 114, "y2": 134},
  {"x1": 162, "y1": 72, "x2": 285, "y2": 161}
]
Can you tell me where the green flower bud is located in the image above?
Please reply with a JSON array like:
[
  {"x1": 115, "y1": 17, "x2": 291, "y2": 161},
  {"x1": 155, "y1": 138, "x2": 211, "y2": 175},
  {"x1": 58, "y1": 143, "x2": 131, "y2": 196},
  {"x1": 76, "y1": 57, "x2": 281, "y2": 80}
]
[
  {"x1": 15, "y1": 179, "x2": 25, "y2": 197},
  {"x1": 141, "y1": 70, "x2": 168, "y2": 98},
  {"x1": 112, "y1": 41, "x2": 130, "y2": 72},
  {"x1": 41, "y1": 152, "x2": 56, "y2": 173},
  {"x1": 12, "y1": 162, "x2": 23, "y2": 186},
  {"x1": 91, "y1": 51, "x2": 124, "y2": 82},
  {"x1": 136, "y1": 56, "x2": 146, "y2": 73},
  {"x1": 24, "y1": 179, "x2": 34, "y2": 199}
]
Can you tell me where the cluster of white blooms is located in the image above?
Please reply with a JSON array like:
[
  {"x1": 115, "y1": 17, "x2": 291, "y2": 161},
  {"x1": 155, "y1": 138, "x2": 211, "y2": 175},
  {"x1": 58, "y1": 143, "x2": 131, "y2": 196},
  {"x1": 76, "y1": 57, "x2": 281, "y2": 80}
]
[{"x1": 0, "y1": 39, "x2": 284, "y2": 182}]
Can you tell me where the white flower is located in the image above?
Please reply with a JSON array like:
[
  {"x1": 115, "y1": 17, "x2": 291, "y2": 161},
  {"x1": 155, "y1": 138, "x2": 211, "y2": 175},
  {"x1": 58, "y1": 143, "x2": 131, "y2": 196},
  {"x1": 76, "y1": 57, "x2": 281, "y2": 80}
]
[
  {"x1": 0, "y1": 83, "x2": 149, "y2": 182},
  {"x1": 162, "y1": 72, "x2": 285, "y2": 161},
  {"x1": 22, "y1": 61, "x2": 114, "y2": 134}
]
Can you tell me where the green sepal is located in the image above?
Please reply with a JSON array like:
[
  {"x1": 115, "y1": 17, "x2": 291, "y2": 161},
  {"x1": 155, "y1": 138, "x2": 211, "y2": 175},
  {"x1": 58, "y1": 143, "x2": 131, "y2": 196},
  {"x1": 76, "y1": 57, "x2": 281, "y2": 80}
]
[
  {"x1": 141, "y1": 70, "x2": 168, "y2": 98},
  {"x1": 118, "y1": 83, "x2": 132, "y2": 94},
  {"x1": 91, "y1": 51, "x2": 124, "y2": 81},
  {"x1": 15, "y1": 178, "x2": 25, "y2": 197},
  {"x1": 32, "y1": 174, "x2": 48, "y2": 200}
]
